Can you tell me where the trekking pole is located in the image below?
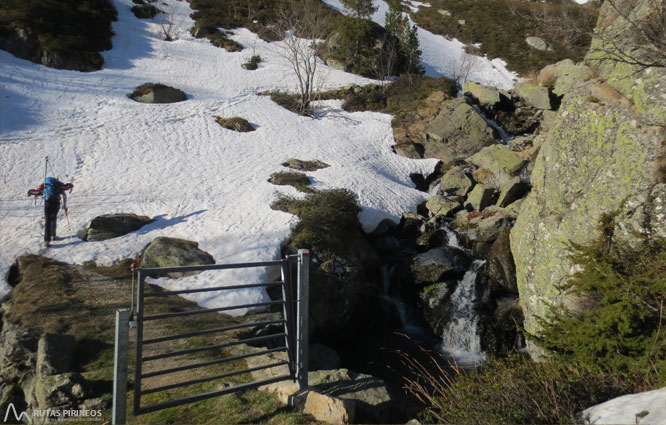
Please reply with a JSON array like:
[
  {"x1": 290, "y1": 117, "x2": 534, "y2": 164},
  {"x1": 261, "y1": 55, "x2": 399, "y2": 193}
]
[
  {"x1": 44, "y1": 156, "x2": 48, "y2": 181},
  {"x1": 64, "y1": 207, "x2": 74, "y2": 241}
]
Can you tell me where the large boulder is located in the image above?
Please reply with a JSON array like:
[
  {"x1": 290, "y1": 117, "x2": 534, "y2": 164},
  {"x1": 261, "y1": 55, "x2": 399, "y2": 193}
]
[
  {"x1": 514, "y1": 82, "x2": 553, "y2": 110},
  {"x1": 424, "y1": 98, "x2": 497, "y2": 163},
  {"x1": 425, "y1": 195, "x2": 462, "y2": 217},
  {"x1": 525, "y1": 36, "x2": 554, "y2": 52},
  {"x1": 80, "y1": 213, "x2": 154, "y2": 241},
  {"x1": 539, "y1": 59, "x2": 594, "y2": 97},
  {"x1": 139, "y1": 237, "x2": 215, "y2": 277},
  {"x1": 462, "y1": 81, "x2": 502, "y2": 108},
  {"x1": 510, "y1": 73, "x2": 666, "y2": 359},
  {"x1": 468, "y1": 145, "x2": 526, "y2": 189},
  {"x1": 437, "y1": 166, "x2": 475, "y2": 197}
]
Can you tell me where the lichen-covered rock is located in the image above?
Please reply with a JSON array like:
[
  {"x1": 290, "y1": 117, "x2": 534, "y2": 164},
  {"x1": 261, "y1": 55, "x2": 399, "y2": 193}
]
[
  {"x1": 438, "y1": 166, "x2": 474, "y2": 197},
  {"x1": 510, "y1": 75, "x2": 666, "y2": 358},
  {"x1": 465, "y1": 184, "x2": 497, "y2": 211},
  {"x1": 302, "y1": 391, "x2": 355, "y2": 424},
  {"x1": 496, "y1": 177, "x2": 529, "y2": 208},
  {"x1": 468, "y1": 144, "x2": 526, "y2": 189},
  {"x1": 282, "y1": 158, "x2": 330, "y2": 171},
  {"x1": 139, "y1": 237, "x2": 215, "y2": 277},
  {"x1": 462, "y1": 81, "x2": 502, "y2": 107},
  {"x1": 539, "y1": 59, "x2": 594, "y2": 97},
  {"x1": 514, "y1": 82, "x2": 552, "y2": 110},
  {"x1": 425, "y1": 195, "x2": 462, "y2": 217},
  {"x1": 586, "y1": 0, "x2": 666, "y2": 126},
  {"x1": 424, "y1": 98, "x2": 497, "y2": 163}
]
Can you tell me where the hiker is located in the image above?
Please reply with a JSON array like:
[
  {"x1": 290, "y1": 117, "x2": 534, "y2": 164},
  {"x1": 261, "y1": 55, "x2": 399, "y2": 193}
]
[{"x1": 28, "y1": 177, "x2": 74, "y2": 246}]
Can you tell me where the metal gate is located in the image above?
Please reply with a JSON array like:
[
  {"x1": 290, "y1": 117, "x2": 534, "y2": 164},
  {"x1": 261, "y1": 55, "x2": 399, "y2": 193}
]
[{"x1": 112, "y1": 250, "x2": 310, "y2": 424}]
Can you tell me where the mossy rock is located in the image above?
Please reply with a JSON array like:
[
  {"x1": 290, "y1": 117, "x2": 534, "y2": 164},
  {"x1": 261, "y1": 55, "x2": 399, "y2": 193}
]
[
  {"x1": 215, "y1": 116, "x2": 254, "y2": 132},
  {"x1": 268, "y1": 172, "x2": 312, "y2": 193},
  {"x1": 129, "y1": 83, "x2": 187, "y2": 104},
  {"x1": 282, "y1": 159, "x2": 330, "y2": 172},
  {"x1": 139, "y1": 237, "x2": 215, "y2": 277}
]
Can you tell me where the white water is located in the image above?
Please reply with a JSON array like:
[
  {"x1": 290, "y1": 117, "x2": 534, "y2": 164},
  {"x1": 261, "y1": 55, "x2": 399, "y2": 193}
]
[
  {"x1": 439, "y1": 259, "x2": 486, "y2": 365},
  {"x1": 380, "y1": 265, "x2": 423, "y2": 335}
]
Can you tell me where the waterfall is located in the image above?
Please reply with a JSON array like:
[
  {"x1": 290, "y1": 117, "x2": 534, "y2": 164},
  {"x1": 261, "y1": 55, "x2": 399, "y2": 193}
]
[
  {"x1": 380, "y1": 265, "x2": 423, "y2": 336},
  {"x1": 438, "y1": 260, "x2": 486, "y2": 365},
  {"x1": 472, "y1": 104, "x2": 513, "y2": 143}
]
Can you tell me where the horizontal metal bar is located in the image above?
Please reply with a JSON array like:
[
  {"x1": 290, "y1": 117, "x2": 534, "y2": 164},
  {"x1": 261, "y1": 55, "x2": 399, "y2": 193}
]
[
  {"x1": 141, "y1": 361, "x2": 290, "y2": 395},
  {"x1": 143, "y1": 319, "x2": 286, "y2": 345},
  {"x1": 140, "y1": 346, "x2": 287, "y2": 378},
  {"x1": 142, "y1": 333, "x2": 286, "y2": 362},
  {"x1": 136, "y1": 375, "x2": 292, "y2": 415},
  {"x1": 138, "y1": 260, "x2": 286, "y2": 274},
  {"x1": 143, "y1": 300, "x2": 284, "y2": 321},
  {"x1": 144, "y1": 281, "x2": 284, "y2": 297}
]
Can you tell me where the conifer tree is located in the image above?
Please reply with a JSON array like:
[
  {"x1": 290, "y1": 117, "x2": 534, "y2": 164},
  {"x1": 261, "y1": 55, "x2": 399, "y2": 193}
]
[
  {"x1": 341, "y1": 0, "x2": 378, "y2": 19},
  {"x1": 383, "y1": 0, "x2": 423, "y2": 75}
]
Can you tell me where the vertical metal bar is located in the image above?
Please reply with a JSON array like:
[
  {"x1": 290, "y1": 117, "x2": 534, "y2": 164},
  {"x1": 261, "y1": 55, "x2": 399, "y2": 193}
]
[
  {"x1": 133, "y1": 271, "x2": 145, "y2": 415},
  {"x1": 280, "y1": 260, "x2": 295, "y2": 378},
  {"x1": 113, "y1": 309, "x2": 129, "y2": 425},
  {"x1": 296, "y1": 249, "x2": 310, "y2": 389}
]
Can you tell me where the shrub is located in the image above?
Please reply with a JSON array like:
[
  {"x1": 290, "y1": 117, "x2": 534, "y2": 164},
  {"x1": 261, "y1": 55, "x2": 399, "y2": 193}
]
[
  {"x1": 271, "y1": 189, "x2": 361, "y2": 256},
  {"x1": 268, "y1": 172, "x2": 313, "y2": 193},
  {"x1": 404, "y1": 353, "x2": 632, "y2": 424},
  {"x1": 535, "y1": 212, "x2": 666, "y2": 387}
]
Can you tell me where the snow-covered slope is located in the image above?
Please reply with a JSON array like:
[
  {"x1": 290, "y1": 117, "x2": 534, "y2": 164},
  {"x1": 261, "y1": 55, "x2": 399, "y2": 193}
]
[
  {"x1": 0, "y1": 0, "x2": 516, "y2": 310},
  {"x1": 0, "y1": 0, "x2": 441, "y2": 309}
]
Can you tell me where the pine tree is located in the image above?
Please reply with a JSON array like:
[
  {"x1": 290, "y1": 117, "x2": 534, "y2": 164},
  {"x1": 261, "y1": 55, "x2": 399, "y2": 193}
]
[
  {"x1": 340, "y1": 0, "x2": 378, "y2": 19},
  {"x1": 383, "y1": 0, "x2": 423, "y2": 75}
]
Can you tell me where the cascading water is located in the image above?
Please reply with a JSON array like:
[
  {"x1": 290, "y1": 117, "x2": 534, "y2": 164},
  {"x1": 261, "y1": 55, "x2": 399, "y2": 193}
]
[
  {"x1": 438, "y1": 259, "x2": 486, "y2": 365},
  {"x1": 472, "y1": 104, "x2": 513, "y2": 143},
  {"x1": 380, "y1": 265, "x2": 423, "y2": 336},
  {"x1": 438, "y1": 227, "x2": 486, "y2": 366}
]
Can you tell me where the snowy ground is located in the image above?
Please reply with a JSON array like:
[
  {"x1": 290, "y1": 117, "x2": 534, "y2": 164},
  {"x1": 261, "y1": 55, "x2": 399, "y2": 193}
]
[{"x1": 0, "y1": 0, "x2": 515, "y2": 309}]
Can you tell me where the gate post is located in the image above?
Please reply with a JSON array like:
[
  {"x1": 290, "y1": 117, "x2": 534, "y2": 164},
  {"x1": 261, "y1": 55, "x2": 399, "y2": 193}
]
[
  {"x1": 296, "y1": 249, "x2": 310, "y2": 389},
  {"x1": 112, "y1": 309, "x2": 130, "y2": 425}
]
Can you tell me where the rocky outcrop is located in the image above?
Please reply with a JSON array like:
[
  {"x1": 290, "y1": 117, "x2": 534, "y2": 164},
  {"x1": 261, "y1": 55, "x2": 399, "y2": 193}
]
[
  {"x1": 423, "y1": 98, "x2": 498, "y2": 163},
  {"x1": 510, "y1": 0, "x2": 666, "y2": 359},
  {"x1": 282, "y1": 158, "x2": 330, "y2": 172},
  {"x1": 139, "y1": 237, "x2": 215, "y2": 277},
  {"x1": 78, "y1": 213, "x2": 154, "y2": 241}
]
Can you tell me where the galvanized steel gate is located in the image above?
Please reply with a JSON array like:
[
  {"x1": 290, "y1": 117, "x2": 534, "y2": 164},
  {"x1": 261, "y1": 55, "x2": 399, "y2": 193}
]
[{"x1": 112, "y1": 250, "x2": 310, "y2": 424}]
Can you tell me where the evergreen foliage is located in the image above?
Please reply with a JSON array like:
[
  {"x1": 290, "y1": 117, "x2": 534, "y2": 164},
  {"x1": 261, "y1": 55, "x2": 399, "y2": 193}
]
[
  {"x1": 535, "y1": 211, "x2": 666, "y2": 386},
  {"x1": 384, "y1": 0, "x2": 424, "y2": 75},
  {"x1": 340, "y1": 0, "x2": 378, "y2": 18},
  {"x1": 333, "y1": 16, "x2": 386, "y2": 77}
]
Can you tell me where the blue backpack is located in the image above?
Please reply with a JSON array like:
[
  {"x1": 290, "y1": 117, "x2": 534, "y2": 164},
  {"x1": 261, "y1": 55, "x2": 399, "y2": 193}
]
[{"x1": 43, "y1": 177, "x2": 59, "y2": 201}]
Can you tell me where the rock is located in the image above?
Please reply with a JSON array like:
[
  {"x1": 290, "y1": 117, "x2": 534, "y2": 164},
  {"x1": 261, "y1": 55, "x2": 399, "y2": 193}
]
[
  {"x1": 37, "y1": 334, "x2": 74, "y2": 377},
  {"x1": 510, "y1": 74, "x2": 666, "y2": 359},
  {"x1": 514, "y1": 82, "x2": 552, "y2": 110},
  {"x1": 301, "y1": 391, "x2": 355, "y2": 424},
  {"x1": 478, "y1": 296, "x2": 524, "y2": 354},
  {"x1": 394, "y1": 142, "x2": 423, "y2": 159},
  {"x1": 458, "y1": 19, "x2": 466, "y2": 25},
  {"x1": 438, "y1": 166, "x2": 475, "y2": 197},
  {"x1": 539, "y1": 110, "x2": 559, "y2": 132},
  {"x1": 424, "y1": 98, "x2": 497, "y2": 163},
  {"x1": 438, "y1": 9, "x2": 452, "y2": 16},
  {"x1": 482, "y1": 227, "x2": 517, "y2": 294},
  {"x1": 539, "y1": 59, "x2": 594, "y2": 97},
  {"x1": 416, "y1": 229, "x2": 449, "y2": 250},
  {"x1": 468, "y1": 145, "x2": 526, "y2": 189},
  {"x1": 81, "y1": 213, "x2": 154, "y2": 241},
  {"x1": 410, "y1": 247, "x2": 471, "y2": 285},
  {"x1": 496, "y1": 177, "x2": 529, "y2": 208},
  {"x1": 525, "y1": 36, "x2": 554, "y2": 52},
  {"x1": 139, "y1": 237, "x2": 215, "y2": 277},
  {"x1": 586, "y1": 0, "x2": 666, "y2": 126},
  {"x1": 310, "y1": 344, "x2": 341, "y2": 370},
  {"x1": 425, "y1": 195, "x2": 462, "y2": 217},
  {"x1": 131, "y1": 4, "x2": 160, "y2": 19},
  {"x1": 241, "y1": 62, "x2": 258, "y2": 70},
  {"x1": 465, "y1": 184, "x2": 497, "y2": 211},
  {"x1": 509, "y1": 135, "x2": 535, "y2": 152},
  {"x1": 190, "y1": 25, "x2": 217, "y2": 39},
  {"x1": 462, "y1": 81, "x2": 502, "y2": 107},
  {"x1": 129, "y1": 83, "x2": 187, "y2": 104},
  {"x1": 397, "y1": 213, "x2": 427, "y2": 239},
  {"x1": 282, "y1": 158, "x2": 330, "y2": 171},
  {"x1": 469, "y1": 207, "x2": 516, "y2": 243},
  {"x1": 215, "y1": 116, "x2": 255, "y2": 132},
  {"x1": 375, "y1": 235, "x2": 401, "y2": 256},
  {"x1": 36, "y1": 373, "x2": 86, "y2": 408}
]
